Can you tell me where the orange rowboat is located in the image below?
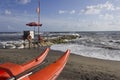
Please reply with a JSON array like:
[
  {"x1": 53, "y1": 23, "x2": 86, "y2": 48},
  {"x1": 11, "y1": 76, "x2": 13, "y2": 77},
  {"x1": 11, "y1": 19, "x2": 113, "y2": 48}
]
[
  {"x1": 22, "y1": 48, "x2": 50, "y2": 70},
  {"x1": 0, "y1": 48, "x2": 50, "y2": 80},
  {"x1": 29, "y1": 49, "x2": 70, "y2": 80},
  {"x1": 0, "y1": 49, "x2": 70, "y2": 80}
]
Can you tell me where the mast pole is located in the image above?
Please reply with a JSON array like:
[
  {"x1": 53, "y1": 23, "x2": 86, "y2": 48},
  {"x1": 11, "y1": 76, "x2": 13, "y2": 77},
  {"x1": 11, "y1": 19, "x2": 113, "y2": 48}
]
[{"x1": 38, "y1": 0, "x2": 40, "y2": 42}]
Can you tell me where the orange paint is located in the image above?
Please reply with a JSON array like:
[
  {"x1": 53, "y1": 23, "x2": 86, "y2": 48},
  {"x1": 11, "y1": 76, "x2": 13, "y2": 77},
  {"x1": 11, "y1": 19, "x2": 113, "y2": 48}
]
[{"x1": 0, "y1": 48, "x2": 70, "y2": 80}]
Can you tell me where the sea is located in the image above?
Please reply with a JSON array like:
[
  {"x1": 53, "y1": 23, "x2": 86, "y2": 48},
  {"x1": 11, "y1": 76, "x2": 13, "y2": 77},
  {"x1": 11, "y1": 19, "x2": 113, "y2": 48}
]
[{"x1": 1, "y1": 31, "x2": 120, "y2": 61}]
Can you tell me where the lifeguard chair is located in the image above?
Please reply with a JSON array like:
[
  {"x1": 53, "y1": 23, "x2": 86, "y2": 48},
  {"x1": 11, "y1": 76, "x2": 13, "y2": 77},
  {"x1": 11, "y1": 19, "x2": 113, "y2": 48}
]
[{"x1": 23, "y1": 31, "x2": 34, "y2": 48}]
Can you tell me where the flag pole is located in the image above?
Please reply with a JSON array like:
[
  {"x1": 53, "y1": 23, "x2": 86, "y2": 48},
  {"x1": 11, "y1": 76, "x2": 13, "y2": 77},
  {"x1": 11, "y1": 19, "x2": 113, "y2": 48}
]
[{"x1": 38, "y1": 0, "x2": 40, "y2": 43}]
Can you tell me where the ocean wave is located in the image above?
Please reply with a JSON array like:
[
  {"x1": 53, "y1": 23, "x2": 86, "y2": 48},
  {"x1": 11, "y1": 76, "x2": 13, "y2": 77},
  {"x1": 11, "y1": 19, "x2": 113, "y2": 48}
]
[
  {"x1": 51, "y1": 44, "x2": 120, "y2": 61},
  {"x1": 69, "y1": 37, "x2": 120, "y2": 50}
]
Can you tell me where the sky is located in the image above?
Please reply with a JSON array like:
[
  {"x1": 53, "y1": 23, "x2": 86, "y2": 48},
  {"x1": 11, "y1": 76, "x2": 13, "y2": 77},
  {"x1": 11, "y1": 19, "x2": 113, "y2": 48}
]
[{"x1": 0, "y1": 0, "x2": 120, "y2": 32}]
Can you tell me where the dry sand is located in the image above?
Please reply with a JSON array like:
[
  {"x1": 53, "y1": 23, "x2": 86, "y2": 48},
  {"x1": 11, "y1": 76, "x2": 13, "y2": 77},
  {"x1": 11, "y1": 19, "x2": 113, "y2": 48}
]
[{"x1": 0, "y1": 47, "x2": 120, "y2": 80}]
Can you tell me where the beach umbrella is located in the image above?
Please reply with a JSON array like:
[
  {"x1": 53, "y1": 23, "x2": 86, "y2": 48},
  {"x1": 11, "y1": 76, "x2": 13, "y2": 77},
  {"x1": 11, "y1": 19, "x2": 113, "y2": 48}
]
[
  {"x1": 26, "y1": 22, "x2": 42, "y2": 27},
  {"x1": 26, "y1": 22, "x2": 42, "y2": 40}
]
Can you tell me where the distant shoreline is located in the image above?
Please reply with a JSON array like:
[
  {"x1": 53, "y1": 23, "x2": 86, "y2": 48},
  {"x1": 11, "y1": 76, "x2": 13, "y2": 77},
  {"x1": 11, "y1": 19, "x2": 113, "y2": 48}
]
[{"x1": 1, "y1": 30, "x2": 120, "y2": 33}]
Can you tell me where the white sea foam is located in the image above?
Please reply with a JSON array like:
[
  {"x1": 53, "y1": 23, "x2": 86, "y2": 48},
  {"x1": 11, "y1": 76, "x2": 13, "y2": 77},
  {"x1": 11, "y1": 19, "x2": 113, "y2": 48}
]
[
  {"x1": 51, "y1": 44, "x2": 120, "y2": 61},
  {"x1": 0, "y1": 40, "x2": 24, "y2": 49}
]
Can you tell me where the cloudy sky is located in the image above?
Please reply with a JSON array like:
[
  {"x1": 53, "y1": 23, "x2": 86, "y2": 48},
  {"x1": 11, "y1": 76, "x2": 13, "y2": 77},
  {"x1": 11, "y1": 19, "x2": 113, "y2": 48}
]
[{"x1": 0, "y1": 0, "x2": 120, "y2": 32}]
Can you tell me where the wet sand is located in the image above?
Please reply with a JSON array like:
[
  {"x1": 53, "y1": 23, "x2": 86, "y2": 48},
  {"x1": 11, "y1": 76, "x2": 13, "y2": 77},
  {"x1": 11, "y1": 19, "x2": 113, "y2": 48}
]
[{"x1": 0, "y1": 47, "x2": 120, "y2": 80}]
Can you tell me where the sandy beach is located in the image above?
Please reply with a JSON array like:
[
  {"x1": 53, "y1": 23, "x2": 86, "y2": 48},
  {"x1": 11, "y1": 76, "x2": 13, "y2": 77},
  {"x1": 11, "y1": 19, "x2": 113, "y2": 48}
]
[{"x1": 0, "y1": 47, "x2": 120, "y2": 80}]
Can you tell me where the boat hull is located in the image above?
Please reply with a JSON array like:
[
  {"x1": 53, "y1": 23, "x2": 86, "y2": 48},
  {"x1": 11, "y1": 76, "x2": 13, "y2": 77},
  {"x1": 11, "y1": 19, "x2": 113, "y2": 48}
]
[
  {"x1": 0, "y1": 48, "x2": 70, "y2": 80},
  {"x1": 0, "y1": 48, "x2": 49, "y2": 80},
  {"x1": 29, "y1": 50, "x2": 70, "y2": 80}
]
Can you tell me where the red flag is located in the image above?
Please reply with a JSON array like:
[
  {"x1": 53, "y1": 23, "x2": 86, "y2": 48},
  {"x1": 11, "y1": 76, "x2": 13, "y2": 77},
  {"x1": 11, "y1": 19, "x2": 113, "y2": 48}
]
[{"x1": 36, "y1": 7, "x2": 40, "y2": 14}]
